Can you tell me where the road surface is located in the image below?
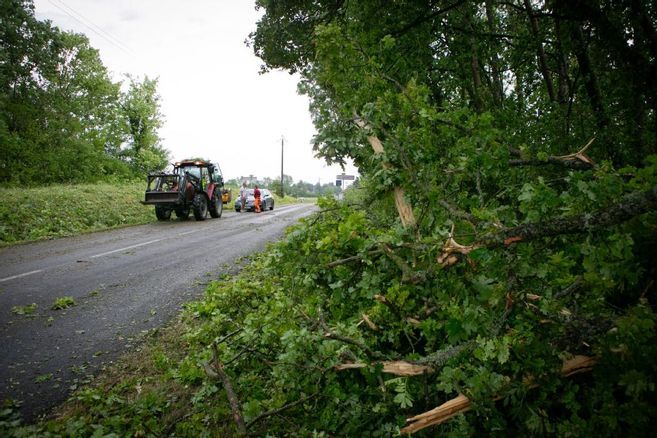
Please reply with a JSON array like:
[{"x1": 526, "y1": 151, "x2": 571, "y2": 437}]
[{"x1": 0, "y1": 203, "x2": 315, "y2": 420}]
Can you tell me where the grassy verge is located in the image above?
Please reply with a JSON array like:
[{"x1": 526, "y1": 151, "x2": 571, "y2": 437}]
[
  {"x1": 272, "y1": 193, "x2": 304, "y2": 206},
  {"x1": 0, "y1": 182, "x2": 154, "y2": 246},
  {"x1": 0, "y1": 270, "x2": 255, "y2": 436}
]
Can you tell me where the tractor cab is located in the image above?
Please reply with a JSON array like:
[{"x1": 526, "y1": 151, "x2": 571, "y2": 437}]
[{"x1": 142, "y1": 159, "x2": 227, "y2": 221}]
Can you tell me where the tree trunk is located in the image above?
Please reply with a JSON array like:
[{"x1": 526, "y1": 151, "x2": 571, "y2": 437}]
[
  {"x1": 469, "y1": 34, "x2": 484, "y2": 112},
  {"x1": 569, "y1": 24, "x2": 614, "y2": 161},
  {"x1": 523, "y1": 0, "x2": 556, "y2": 102},
  {"x1": 485, "y1": 0, "x2": 504, "y2": 106},
  {"x1": 553, "y1": 15, "x2": 571, "y2": 106}
]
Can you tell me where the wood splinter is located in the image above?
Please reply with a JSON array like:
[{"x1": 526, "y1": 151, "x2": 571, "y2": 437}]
[
  {"x1": 437, "y1": 225, "x2": 481, "y2": 267},
  {"x1": 401, "y1": 355, "x2": 597, "y2": 434},
  {"x1": 335, "y1": 360, "x2": 434, "y2": 376}
]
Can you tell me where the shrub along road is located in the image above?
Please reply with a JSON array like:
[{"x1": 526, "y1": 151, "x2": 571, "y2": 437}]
[{"x1": 0, "y1": 203, "x2": 315, "y2": 419}]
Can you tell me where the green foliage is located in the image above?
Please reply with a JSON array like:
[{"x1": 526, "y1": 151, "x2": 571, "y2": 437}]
[
  {"x1": 240, "y1": 0, "x2": 657, "y2": 433},
  {"x1": 0, "y1": 1, "x2": 167, "y2": 186},
  {"x1": 11, "y1": 303, "x2": 37, "y2": 316},
  {"x1": 3, "y1": 187, "x2": 655, "y2": 435},
  {"x1": 51, "y1": 296, "x2": 76, "y2": 310},
  {"x1": 0, "y1": 181, "x2": 154, "y2": 245},
  {"x1": 3, "y1": 0, "x2": 657, "y2": 436},
  {"x1": 119, "y1": 75, "x2": 169, "y2": 174},
  {"x1": 34, "y1": 373, "x2": 53, "y2": 383}
]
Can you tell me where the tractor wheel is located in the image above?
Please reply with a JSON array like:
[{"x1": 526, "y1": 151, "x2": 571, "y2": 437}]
[
  {"x1": 155, "y1": 205, "x2": 171, "y2": 221},
  {"x1": 193, "y1": 193, "x2": 208, "y2": 221},
  {"x1": 209, "y1": 192, "x2": 223, "y2": 218},
  {"x1": 175, "y1": 207, "x2": 190, "y2": 220}
]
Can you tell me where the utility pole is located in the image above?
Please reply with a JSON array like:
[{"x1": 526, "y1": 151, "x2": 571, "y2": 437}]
[{"x1": 280, "y1": 136, "x2": 284, "y2": 198}]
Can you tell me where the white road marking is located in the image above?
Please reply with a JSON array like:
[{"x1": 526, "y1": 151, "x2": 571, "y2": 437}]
[
  {"x1": 0, "y1": 269, "x2": 43, "y2": 283},
  {"x1": 90, "y1": 239, "x2": 162, "y2": 259},
  {"x1": 178, "y1": 230, "x2": 197, "y2": 236}
]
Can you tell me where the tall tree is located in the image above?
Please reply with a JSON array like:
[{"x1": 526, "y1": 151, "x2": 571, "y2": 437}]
[
  {"x1": 228, "y1": 0, "x2": 657, "y2": 434},
  {"x1": 0, "y1": 0, "x2": 164, "y2": 185},
  {"x1": 120, "y1": 75, "x2": 168, "y2": 173}
]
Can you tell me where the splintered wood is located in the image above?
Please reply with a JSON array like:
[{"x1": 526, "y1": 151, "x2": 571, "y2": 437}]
[
  {"x1": 561, "y1": 354, "x2": 597, "y2": 377},
  {"x1": 355, "y1": 116, "x2": 416, "y2": 227},
  {"x1": 401, "y1": 393, "x2": 471, "y2": 434},
  {"x1": 400, "y1": 355, "x2": 597, "y2": 434},
  {"x1": 335, "y1": 361, "x2": 433, "y2": 377},
  {"x1": 437, "y1": 225, "x2": 481, "y2": 267}
]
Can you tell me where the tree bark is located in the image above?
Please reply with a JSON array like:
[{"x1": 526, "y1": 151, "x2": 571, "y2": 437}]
[
  {"x1": 487, "y1": 186, "x2": 657, "y2": 248},
  {"x1": 204, "y1": 344, "x2": 248, "y2": 436},
  {"x1": 469, "y1": 35, "x2": 484, "y2": 112},
  {"x1": 485, "y1": 0, "x2": 504, "y2": 105},
  {"x1": 553, "y1": 15, "x2": 571, "y2": 106},
  {"x1": 523, "y1": 0, "x2": 556, "y2": 102}
]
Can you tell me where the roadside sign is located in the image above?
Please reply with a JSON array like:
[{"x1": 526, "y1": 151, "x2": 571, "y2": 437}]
[{"x1": 336, "y1": 174, "x2": 355, "y2": 180}]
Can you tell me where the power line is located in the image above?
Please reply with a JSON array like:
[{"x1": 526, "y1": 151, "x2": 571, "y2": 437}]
[
  {"x1": 47, "y1": 0, "x2": 133, "y2": 55},
  {"x1": 50, "y1": 0, "x2": 132, "y2": 53}
]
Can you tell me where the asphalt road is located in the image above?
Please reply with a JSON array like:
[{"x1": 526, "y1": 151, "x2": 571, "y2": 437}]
[{"x1": 0, "y1": 203, "x2": 316, "y2": 420}]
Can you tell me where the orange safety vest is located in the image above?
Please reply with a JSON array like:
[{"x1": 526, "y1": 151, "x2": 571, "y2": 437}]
[{"x1": 254, "y1": 188, "x2": 261, "y2": 212}]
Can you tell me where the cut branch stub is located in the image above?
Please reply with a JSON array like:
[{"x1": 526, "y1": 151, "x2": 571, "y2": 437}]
[{"x1": 361, "y1": 313, "x2": 379, "y2": 331}]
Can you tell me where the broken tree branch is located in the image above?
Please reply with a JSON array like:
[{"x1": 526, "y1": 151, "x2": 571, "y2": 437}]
[
  {"x1": 324, "y1": 331, "x2": 382, "y2": 360},
  {"x1": 325, "y1": 248, "x2": 383, "y2": 268},
  {"x1": 335, "y1": 360, "x2": 433, "y2": 376},
  {"x1": 354, "y1": 115, "x2": 417, "y2": 228},
  {"x1": 438, "y1": 199, "x2": 480, "y2": 225},
  {"x1": 246, "y1": 393, "x2": 319, "y2": 429},
  {"x1": 437, "y1": 225, "x2": 482, "y2": 267},
  {"x1": 203, "y1": 343, "x2": 248, "y2": 436},
  {"x1": 401, "y1": 355, "x2": 598, "y2": 434},
  {"x1": 381, "y1": 243, "x2": 425, "y2": 284},
  {"x1": 509, "y1": 138, "x2": 596, "y2": 170},
  {"x1": 485, "y1": 185, "x2": 657, "y2": 248},
  {"x1": 415, "y1": 341, "x2": 475, "y2": 367},
  {"x1": 373, "y1": 294, "x2": 403, "y2": 320},
  {"x1": 361, "y1": 313, "x2": 379, "y2": 331}
]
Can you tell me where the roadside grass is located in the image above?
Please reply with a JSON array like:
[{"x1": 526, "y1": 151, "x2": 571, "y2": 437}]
[
  {"x1": 0, "y1": 181, "x2": 313, "y2": 246},
  {"x1": 0, "y1": 181, "x2": 154, "y2": 246},
  {"x1": 10, "y1": 303, "x2": 37, "y2": 316},
  {"x1": 273, "y1": 193, "x2": 304, "y2": 206}
]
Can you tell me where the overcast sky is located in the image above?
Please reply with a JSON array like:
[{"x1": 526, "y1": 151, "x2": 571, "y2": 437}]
[{"x1": 33, "y1": 0, "x2": 357, "y2": 185}]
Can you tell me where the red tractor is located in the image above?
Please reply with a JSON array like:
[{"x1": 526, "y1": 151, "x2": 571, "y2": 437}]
[{"x1": 142, "y1": 159, "x2": 227, "y2": 221}]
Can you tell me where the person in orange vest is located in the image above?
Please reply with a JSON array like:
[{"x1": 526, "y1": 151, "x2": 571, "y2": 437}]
[{"x1": 254, "y1": 185, "x2": 261, "y2": 213}]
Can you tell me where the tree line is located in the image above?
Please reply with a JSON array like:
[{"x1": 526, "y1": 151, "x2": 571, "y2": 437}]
[
  {"x1": 228, "y1": 174, "x2": 343, "y2": 197},
  {"x1": 0, "y1": 0, "x2": 168, "y2": 186}
]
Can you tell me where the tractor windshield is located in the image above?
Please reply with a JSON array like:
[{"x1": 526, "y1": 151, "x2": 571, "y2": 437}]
[{"x1": 177, "y1": 166, "x2": 201, "y2": 178}]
